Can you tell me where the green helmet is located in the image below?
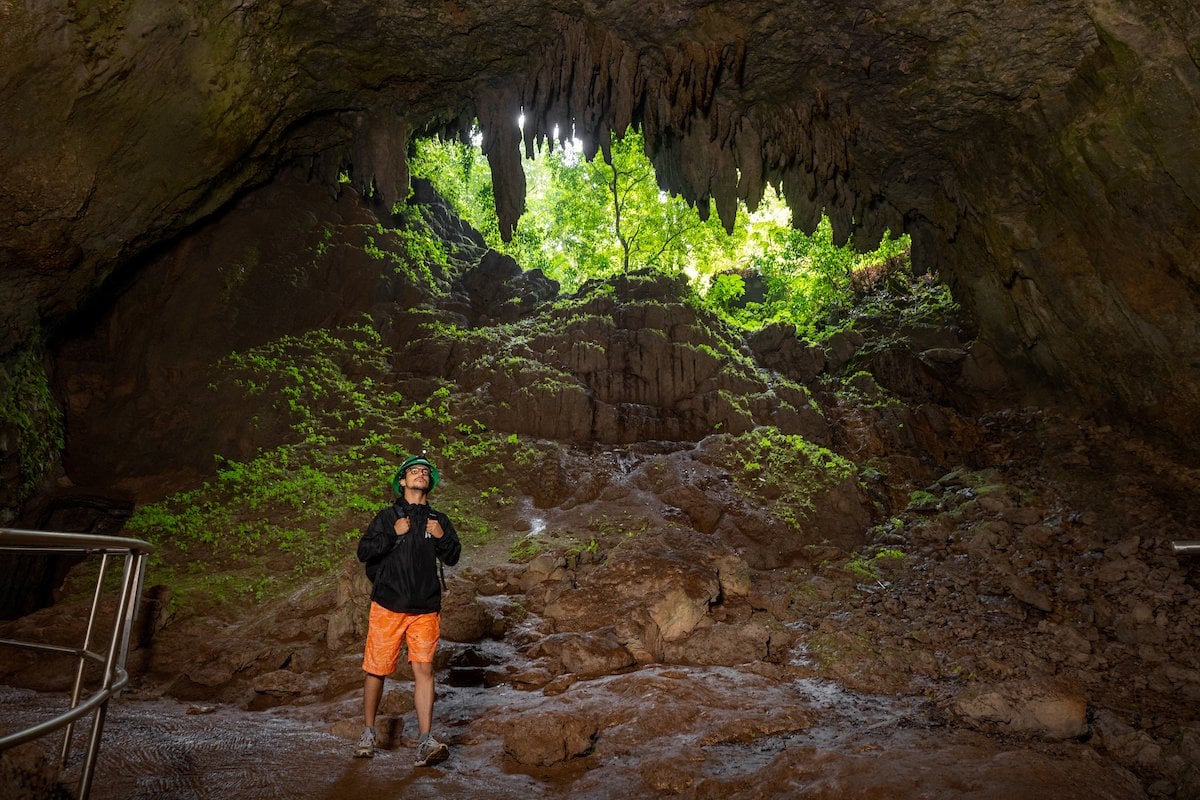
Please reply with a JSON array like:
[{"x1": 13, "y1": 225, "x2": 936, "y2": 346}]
[{"x1": 393, "y1": 455, "x2": 440, "y2": 493}]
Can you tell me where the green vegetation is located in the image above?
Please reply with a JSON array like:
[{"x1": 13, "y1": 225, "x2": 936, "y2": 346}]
[
  {"x1": 707, "y1": 428, "x2": 856, "y2": 534},
  {"x1": 845, "y1": 546, "x2": 906, "y2": 582},
  {"x1": 409, "y1": 124, "x2": 912, "y2": 334},
  {"x1": 906, "y1": 489, "x2": 941, "y2": 512},
  {"x1": 217, "y1": 322, "x2": 400, "y2": 437},
  {"x1": 351, "y1": 203, "x2": 451, "y2": 295},
  {"x1": 0, "y1": 343, "x2": 65, "y2": 501},
  {"x1": 565, "y1": 537, "x2": 599, "y2": 559},
  {"x1": 123, "y1": 315, "x2": 559, "y2": 610},
  {"x1": 509, "y1": 534, "x2": 544, "y2": 563},
  {"x1": 379, "y1": 205, "x2": 450, "y2": 289},
  {"x1": 126, "y1": 323, "x2": 402, "y2": 605},
  {"x1": 719, "y1": 428, "x2": 856, "y2": 484},
  {"x1": 824, "y1": 271, "x2": 960, "y2": 353}
]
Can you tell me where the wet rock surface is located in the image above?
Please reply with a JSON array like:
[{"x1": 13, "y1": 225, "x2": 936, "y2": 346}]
[{"x1": 0, "y1": 673, "x2": 1149, "y2": 800}]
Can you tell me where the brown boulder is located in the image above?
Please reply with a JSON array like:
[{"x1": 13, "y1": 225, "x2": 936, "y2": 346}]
[
  {"x1": 542, "y1": 533, "x2": 723, "y2": 657},
  {"x1": 502, "y1": 710, "x2": 600, "y2": 767},
  {"x1": 661, "y1": 620, "x2": 776, "y2": 666},
  {"x1": 528, "y1": 628, "x2": 637, "y2": 677},
  {"x1": 953, "y1": 679, "x2": 1090, "y2": 741},
  {"x1": 747, "y1": 322, "x2": 826, "y2": 383},
  {"x1": 440, "y1": 576, "x2": 492, "y2": 643}
]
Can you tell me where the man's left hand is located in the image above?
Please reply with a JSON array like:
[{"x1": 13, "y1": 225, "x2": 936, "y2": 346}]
[{"x1": 426, "y1": 519, "x2": 445, "y2": 539}]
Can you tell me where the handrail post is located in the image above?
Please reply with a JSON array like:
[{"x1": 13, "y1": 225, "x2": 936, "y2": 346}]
[
  {"x1": 60, "y1": 551, "x2": 109, "y2": 768},
  {"x1": 117, "y1": 551, "x2": 149, "y2": 690},
  {"x1": 78, "y1": 551, "x2": 138, "y2": 800}
]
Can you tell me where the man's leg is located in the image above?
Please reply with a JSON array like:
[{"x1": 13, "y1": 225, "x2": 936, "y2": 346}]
[
  {"x1": 407, "y1": 613, "x2": 448, "y2": 766},
  {"x1": 411, "y1": 660, "x2": 448, "y2": 766},
  {"x1": 363, "y1": 672, "x2": 385, "y2": 729},
  {"x1": 357, "y1": 602, "x2": 404, "y2": 757},
  {"x1": 355, "y1": 672, "x2": 386, "y2": 757},
  {"x1": 412, "y1": 661, "x2": 434, "y2": 736}
]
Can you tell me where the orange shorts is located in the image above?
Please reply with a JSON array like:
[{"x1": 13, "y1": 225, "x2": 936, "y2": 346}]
[{"x1": 362, "y1": 602, "x2": 441, "y2": 675}]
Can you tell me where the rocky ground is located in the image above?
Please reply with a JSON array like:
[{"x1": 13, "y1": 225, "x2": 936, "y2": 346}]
[{"x1": 4, "y1": 405, "x2": 1199, "y2": 799}]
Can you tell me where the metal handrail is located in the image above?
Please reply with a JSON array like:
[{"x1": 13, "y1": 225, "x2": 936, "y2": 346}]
[
  {"x1": 1173, "y1": 540, "x2": 1200, "y2": 554},
  {"x1": 0, "y1": 528, "x2": 153, "y2": 800}
]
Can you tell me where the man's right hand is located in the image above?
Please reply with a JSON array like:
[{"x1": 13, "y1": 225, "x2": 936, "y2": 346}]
[{"x1": 394, "y1": 517, "x2": 411, "y2": 536}]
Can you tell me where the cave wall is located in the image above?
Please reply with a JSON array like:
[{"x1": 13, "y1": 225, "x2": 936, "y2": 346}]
[{"x1": 2, "y1": 0, "x2": 1199, "y2": 510}]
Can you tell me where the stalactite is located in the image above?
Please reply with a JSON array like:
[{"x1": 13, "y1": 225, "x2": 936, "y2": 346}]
[
  {"x1": 855, "y1": 193, "x2": 905, "y2": 252},
  {"x1": 734, "y1": 118, "x2": 764, "y2": 214},
  {"x1": 648, "y1": 130, "x2": 685, "y2": 198},
  {"x1": 348, "y1": 110, "x2": 409, "y2": 210},
  {"x1": 465, "y1": 14, "x2": 893, "y2": 250},
  {"x1": 827, "y1": 173, "x2": 854, "y2": 246},
  {"x1": 476, "y1": 85, "x2": 526, "y2": 241},
  {"x1": 780, "y1": 165, "x2": 822, "y2": 235},
  {"x1": 308, "y1": 146, "x2": 345, "y2": 199},
  {"x1": 610, "y1": 40, "x2": 641, "y2": 136}
]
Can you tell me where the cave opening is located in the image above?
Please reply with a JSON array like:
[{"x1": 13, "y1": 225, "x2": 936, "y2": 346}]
[{"x1": 401, "y1": 119, "x2": 921, "y2": 340}]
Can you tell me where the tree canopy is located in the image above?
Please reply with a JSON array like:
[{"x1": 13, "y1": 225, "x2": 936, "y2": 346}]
[{"x1": 409, "y1": 125, "x2": 913, "y2": 337}]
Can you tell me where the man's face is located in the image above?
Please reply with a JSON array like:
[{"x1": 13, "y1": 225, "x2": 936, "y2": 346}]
[{"x1": 402, "y1": 465, "x2": 432, "y2": 491}]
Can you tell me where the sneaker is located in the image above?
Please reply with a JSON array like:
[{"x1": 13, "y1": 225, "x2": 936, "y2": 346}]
[
  {"x1": 414, "y1": 734, "x2": 449, "y2": 767},
  {"x1": 354, "y1": 727, "x2": 376, "y2": 758}
]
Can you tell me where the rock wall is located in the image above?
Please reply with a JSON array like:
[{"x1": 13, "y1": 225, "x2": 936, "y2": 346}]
[{"x1": 2, "y1": 0, "x2": 1199, "y2": 505}]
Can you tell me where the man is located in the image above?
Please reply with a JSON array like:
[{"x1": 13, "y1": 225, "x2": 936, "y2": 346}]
[{"x1": 354, "y1": 454, "x2": 461, "y2": 766}]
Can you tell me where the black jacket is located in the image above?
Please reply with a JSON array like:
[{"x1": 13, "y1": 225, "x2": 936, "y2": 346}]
[{"x1": 356, "y1": 499, "x2": 461, "y2": 614}]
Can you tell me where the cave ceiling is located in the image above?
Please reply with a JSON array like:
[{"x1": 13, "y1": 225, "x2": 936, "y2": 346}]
[{"x1": 2, "y1": 0, "x2": 1199, "y2": 446}]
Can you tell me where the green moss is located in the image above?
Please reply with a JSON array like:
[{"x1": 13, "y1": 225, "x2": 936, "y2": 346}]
[
  {"x1": 717, "y1": 388, "x2": 753, "y2": 418},
  {"x1": 707, "y1": 428, "x2": 857, "y2": 534},
  {"x1": 352, "y1": 204, "x2": 451, "y2": 296},
  {"x1": 418, "y1": 318, "x2": 472, "y2": 342},
  {"x1": 835, "y1": 370, "x2": 904, "y2": 409},
  {"x1": 438, "y1": 427, "x2": 540, "y2": 490},
  {"x1": 564, "y1": 537, "x2": 599, "y2": 559},
  {"x1": 906, "y1": 489, "x2": 941, "y2": 512},
  {"x1": 509, "y1": 534, "x2": 544, "y2": 562},
  {"x1": 126, "y1": 322, "x2": 409, "y2": 607},
  {"x1": 845, "y1": 546, "x2": 906, "y2": 582},
  {"x1": 433, "y1": 489, "x2": 498, "y2": 550}
]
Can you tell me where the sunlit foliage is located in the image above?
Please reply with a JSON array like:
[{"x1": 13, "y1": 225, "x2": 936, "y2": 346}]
[{"x1": 409, "y1": 124, "x2": 911, "y2": 335}]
